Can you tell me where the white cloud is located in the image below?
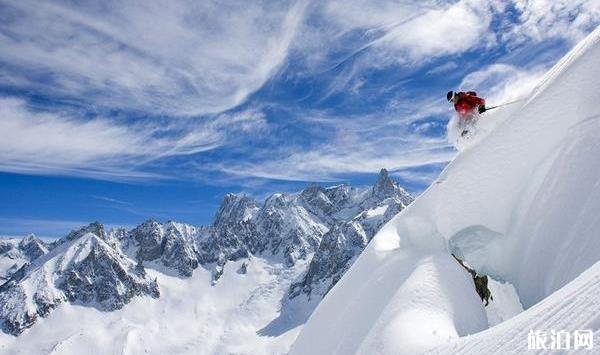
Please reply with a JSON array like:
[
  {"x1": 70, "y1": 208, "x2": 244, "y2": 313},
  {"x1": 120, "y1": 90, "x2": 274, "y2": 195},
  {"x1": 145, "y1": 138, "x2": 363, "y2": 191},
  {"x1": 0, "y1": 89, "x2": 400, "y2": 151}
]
[
  {"x1": 204, "y1": 103, "x2": 455, "y2": 183},
  {"x1": 215, "y1": 142, "x2": 454, "y2": 183},
  {"x1": 426, "y1": 61, "x2": 459, "y2": 75},
  {"x1": 392, "y1": 167, "x2": 445, "y2": 191},
  {"x1": 312, "y1": 0, "x2": 494, "y2": 65},
  {"x1": 292, "y1": 0, "x2": 497, "y2": 98},
  {"x1": 372, "y1": 0, "x2": 494, "y2": 60},
  {"x1": 322, "y1": 0, "x2": 427, "y2": 30},
  {"x1": 459, "y1": 63, "x2": 546, "y2": 106},
  {"x1": 0, "y1": 0, "x2": 308, "y2": 116},
  {"x1": 0, "y1": 97, "x2": 266, "y2": 178},
  {"x1": 507, "y1": 0, "x2": 600, "y2": 44}
]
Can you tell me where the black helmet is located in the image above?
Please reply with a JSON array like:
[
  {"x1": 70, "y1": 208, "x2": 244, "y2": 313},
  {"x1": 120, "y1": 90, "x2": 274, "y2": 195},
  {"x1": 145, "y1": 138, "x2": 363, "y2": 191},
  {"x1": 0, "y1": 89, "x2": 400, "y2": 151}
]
[{"x1": 446, "y1": 91, "x2": 454, "y2": 101}]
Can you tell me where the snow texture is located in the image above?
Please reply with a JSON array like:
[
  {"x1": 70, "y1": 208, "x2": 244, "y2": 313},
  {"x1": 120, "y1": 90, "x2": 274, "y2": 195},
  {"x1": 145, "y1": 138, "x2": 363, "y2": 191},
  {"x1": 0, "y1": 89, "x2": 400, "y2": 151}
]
[{"x1": 292, "y1": 25, "x2": 600, "y2": 355}]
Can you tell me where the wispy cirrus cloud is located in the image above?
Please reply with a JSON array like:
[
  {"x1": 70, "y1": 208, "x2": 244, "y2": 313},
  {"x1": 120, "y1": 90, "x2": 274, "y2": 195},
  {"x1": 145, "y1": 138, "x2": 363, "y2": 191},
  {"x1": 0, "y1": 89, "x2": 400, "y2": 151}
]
[
  {"x1": 459, "y1": 63, "x2": 547, "y2": 105},
  {"x1": 196, "y1": 98, "x2": 455, "y2": 185},
  {"x1": 505, "y1": 0, "x2": 600, "y2": 44},
  {"x1": 0, "y1": 97, "x2": 267, "y2": 179},
  {"x1": 295, "y1": 0, "x2": 495, "y2": 74},
  {"x1": 0, "y1": 0, "x2": 308, "y2": 116},
  {"x1": 0, "y1": 0, "x2": 598, "y2": 189}
]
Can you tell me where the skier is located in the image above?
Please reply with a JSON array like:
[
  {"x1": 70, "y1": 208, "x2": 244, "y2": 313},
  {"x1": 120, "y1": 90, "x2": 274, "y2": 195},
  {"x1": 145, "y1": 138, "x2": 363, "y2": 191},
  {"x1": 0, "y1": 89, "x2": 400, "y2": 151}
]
[
  {"x1": 447, "y1": 91, "x2": 486, "y2": 118},
  {"x1": 447, "y1": 91, "x2": 486, "y2": 136}
]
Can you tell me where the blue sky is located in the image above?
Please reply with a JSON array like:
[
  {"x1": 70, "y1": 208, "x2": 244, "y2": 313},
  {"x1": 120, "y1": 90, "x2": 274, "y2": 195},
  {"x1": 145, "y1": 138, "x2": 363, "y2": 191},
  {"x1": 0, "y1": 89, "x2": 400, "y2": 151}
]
[{"x1": 1, "y1": 0, "x2": 599, "y2": 237}]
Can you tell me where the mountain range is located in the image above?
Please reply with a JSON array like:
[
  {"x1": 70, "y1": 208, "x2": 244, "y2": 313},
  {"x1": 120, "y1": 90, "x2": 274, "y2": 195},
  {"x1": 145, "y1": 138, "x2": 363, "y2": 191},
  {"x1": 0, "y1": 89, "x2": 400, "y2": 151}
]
[{"x1": 0, "y1": 168, "x2": 413, "y2": 346}]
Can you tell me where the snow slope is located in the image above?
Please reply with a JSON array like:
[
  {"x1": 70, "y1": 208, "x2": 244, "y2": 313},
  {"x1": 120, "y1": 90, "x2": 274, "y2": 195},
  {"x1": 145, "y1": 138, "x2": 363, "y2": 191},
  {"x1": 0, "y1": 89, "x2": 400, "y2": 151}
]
[
  {"x1": 291, "y1": 25, "x2": 600, "y2": 355},
  {"x1": 427, "y1": 261, "x2": 600, "y2": 354}
]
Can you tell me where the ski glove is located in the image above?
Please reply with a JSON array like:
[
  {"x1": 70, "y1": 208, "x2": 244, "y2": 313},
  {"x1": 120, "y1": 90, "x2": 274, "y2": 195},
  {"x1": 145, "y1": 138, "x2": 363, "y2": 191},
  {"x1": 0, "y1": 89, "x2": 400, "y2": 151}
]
[{"x1": 478, "y1": 105, "x2": 486, "y2": 114}]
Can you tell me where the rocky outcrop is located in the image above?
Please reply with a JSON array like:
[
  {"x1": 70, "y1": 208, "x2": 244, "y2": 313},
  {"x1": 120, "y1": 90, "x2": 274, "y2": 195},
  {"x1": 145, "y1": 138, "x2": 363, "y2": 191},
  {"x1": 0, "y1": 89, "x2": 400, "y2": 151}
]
[
  {"x1": 213, "y1": 194, "x2": 258, "y2": 229},
  {"x1": 453, "y1": 255, "x2": 493, "y2": 306},
  {"x1": 289, "y1": 222, "x2": 367, "y2": 298},
  {"x1": 197, "y1": 191, "x2": 329, "y2": 280},
  {"x1": 127, "y1": 220, "x2": 203, "y2": 277}
]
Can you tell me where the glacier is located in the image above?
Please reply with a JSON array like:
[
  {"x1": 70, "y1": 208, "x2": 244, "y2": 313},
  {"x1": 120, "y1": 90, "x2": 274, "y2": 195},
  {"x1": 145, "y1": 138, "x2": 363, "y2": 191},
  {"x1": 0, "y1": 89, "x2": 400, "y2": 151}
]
[{"x1": 291, "y1": 25, "x2": 600, "y2": 355}]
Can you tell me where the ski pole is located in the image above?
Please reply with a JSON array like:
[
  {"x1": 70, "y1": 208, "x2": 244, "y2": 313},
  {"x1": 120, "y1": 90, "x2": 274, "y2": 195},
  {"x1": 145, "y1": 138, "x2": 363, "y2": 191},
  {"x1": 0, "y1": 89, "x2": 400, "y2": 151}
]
[{"x1": 485, "y1": 99, "x2": 525, "y2": 111}]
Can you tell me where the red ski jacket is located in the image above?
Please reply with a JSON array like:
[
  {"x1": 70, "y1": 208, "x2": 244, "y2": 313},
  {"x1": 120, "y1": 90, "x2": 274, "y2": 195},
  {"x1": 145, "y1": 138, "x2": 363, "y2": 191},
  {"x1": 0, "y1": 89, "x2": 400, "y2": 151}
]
[{"x1": 454, "y1": 91, "x2": 485, "y2": 120}]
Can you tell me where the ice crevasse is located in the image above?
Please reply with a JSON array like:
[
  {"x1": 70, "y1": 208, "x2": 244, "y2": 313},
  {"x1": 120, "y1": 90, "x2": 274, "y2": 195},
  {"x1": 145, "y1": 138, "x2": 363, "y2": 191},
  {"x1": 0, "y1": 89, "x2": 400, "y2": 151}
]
[{"x1": 291, "y1": 25, "x2": 600, "y2": 355}]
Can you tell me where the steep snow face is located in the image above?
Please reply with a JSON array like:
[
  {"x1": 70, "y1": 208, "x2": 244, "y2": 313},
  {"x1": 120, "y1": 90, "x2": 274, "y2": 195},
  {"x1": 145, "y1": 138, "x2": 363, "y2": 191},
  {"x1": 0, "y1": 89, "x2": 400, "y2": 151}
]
[{"x1": 292, "y1": 26, "x2": 600, "y2": 355}]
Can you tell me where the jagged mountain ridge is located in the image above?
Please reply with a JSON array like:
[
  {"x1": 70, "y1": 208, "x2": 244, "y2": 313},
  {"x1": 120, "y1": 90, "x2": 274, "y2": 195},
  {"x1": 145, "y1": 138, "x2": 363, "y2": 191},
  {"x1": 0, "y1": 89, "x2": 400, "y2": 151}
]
[
  {"x1": 0, "y1": 223, "x2": 159, "y2": 335},
  {"x1": 290, "y1": 168, "x2": 414, "y2": 299},
  {"x1": 0, "y1": 169, "x2": 413, "y2": 336},
  {"x1": 0, "y1": 235, "x2": 48, "y2": 282}
]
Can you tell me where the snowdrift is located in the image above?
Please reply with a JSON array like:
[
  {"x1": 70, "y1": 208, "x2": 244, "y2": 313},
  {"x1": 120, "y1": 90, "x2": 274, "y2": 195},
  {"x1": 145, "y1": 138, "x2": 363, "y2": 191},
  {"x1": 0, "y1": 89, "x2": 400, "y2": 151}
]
[{"x1": 291, "y1": 25, "x2": 600, "y2": 355}]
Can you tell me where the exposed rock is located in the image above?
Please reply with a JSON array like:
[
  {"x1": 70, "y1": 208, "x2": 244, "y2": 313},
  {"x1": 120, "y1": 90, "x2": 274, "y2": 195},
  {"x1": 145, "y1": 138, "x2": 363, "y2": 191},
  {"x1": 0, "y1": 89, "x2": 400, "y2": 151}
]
[
  {"x1": 453, "y1": 254, "x2": 493, "y2": 306},
  {"x1": 237, "y1": 262, "x2": 248, "y2": 275},
  {"x1": 130, "y1": 220, "x2": 164, "y2": 261},
  {"x1": 18, "y1": 235, "x2": 48, "y2": 261},
  {"x1": 59, "y1": 233, "x2": 160, "y2": 309},
  {"x1": 159, "y1": 222, "x2": 200, "y2": 277},
  {"x1": 128, "y1": 220, "x2": 203, "y2": 277},
  {"x1": 213, "y1": 194, "x2": 259, "y2": 230}
]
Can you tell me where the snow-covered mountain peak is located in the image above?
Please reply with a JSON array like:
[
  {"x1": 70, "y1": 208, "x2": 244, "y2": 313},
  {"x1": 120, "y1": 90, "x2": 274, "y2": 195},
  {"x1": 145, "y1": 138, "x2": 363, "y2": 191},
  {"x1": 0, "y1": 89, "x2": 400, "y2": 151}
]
[
  {"x1": 18, "y1": 234, "x2": 39, "y2": 246},
  {"x1": 17, "y1": 234, "x2": 47, "y2": 261},
  {"x1": 0, "y1": 235, "x2": 50, "y2": 285},
  {"x1": 57, "y1": 232, "x2": 103, "y2": 270},
  {"x1": 60, "y1": 221, "x2": 107, "y2": 245},
  {"x1": 0, "y1": 224, "x2": 159, "y2": 336},
  {"x1": 214, "y1": 193, "x2": 259, "y2": 228},
  {"x1": 262, "y1": 192, "x2": 293, "y2": 211}
]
